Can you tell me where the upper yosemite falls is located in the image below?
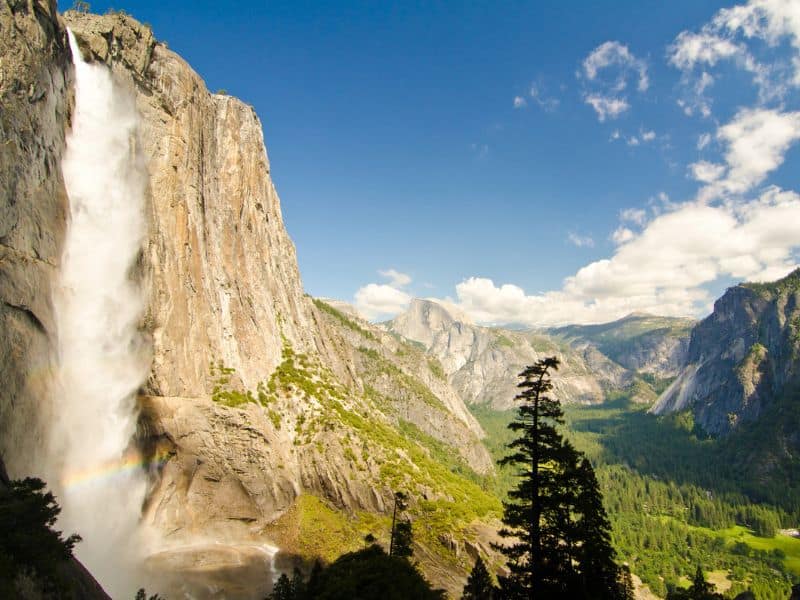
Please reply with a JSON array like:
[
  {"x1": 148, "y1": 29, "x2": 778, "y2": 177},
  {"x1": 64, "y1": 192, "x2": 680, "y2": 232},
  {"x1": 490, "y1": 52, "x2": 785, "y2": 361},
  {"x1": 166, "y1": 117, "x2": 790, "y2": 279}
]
[{"x1": 2, "y1": 2, "x2": 800, "y2": 599}]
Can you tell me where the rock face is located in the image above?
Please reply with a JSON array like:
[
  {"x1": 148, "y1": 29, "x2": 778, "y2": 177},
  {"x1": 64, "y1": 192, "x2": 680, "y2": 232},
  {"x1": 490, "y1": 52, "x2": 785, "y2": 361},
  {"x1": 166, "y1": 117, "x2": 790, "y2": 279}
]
[
  {"x1": 652, "y1": 269, "x2": 800, "y2": 436},
  {"x1": 57, "y1": 13, "x2": 498, "y2": 596},
  {"x1": 0, "y1": 0, "x2": 72, "y2": 477},
  {"x1": 65, "y1": 12, "x2": 329, "y2": 399},
  {"x1": 550, "y1": 313, "x2": 693, "y2": 378},
  {"x1": 387, "y1": 298, "x2": 634, "y2": 410},
  {"x1": 313, "y1": 299, "x2": 493, "y2": 473}
]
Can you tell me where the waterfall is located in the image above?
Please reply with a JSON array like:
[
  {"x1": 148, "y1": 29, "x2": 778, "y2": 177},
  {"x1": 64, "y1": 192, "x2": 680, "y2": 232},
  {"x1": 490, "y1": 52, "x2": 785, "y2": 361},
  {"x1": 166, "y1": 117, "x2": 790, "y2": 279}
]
[{"x1": 48, "y1": 30, "x2": 151, "y2": 596}]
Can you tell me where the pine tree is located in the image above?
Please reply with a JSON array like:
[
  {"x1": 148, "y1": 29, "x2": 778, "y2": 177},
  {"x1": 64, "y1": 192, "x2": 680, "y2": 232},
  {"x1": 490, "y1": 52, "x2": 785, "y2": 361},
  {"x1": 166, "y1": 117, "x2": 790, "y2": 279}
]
[
  {"x1": 618, "y1": 565, "x2": 635, "y2": 600},
  {"x1": 495, "y1": 357, "x2": 570, "y2": 597},
  {"x1": 389, "y1": 491, "x2": 413, "y2": 558},
  {"x1": 267, "y1": 573, "x2": 294, "y2": 600},
  {"x1": 305, "y1": 559, "x2": 324, "y2": 599},
  {"x1": 665, "y1": 566, "x2": 723, "y2": 600},
  {"x1": 572, "y1": 456, "x2": 625, "y2": 599},
  {"x1": 290, "y1": 567, "x2": 306, "y2": 599},
  {"x1": 494, "y1": 357, "x2": 631, "y2": 599},
  {"x1": 461, "y1": 556, "x2": 497, "y2": 599},
  {"x1": 392, "y1": 520, "x2": 414, "y2": 558}
]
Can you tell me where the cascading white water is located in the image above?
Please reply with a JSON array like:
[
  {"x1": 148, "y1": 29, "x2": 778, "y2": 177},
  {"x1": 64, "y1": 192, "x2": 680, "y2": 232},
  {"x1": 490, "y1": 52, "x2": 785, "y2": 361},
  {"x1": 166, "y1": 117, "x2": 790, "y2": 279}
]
[{"x1": 48, "y1": 30, "x2": 151, "y2": 596}]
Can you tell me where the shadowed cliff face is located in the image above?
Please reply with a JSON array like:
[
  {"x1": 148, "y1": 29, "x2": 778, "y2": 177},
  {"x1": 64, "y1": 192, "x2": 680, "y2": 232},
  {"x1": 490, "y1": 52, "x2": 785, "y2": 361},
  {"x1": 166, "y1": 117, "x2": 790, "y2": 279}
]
[
  {"x1": 653, "y1": 269, "x2": 800, "y2": 436},
  {"x1": 0, "y1": 0, "x2": 72, "y2": 478}
]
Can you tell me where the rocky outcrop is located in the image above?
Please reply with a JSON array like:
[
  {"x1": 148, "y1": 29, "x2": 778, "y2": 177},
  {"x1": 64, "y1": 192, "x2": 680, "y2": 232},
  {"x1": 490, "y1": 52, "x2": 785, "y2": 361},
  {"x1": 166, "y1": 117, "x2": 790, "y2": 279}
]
[
  {"x1": 652, "y1": 269, "x2": 800, "y2": 436},
  {"x1": 0, "y1": 0, "x2": 72, "y2": 477},
  {"x1": 313, "y1": 299, "x2": 493, "y2": 473},
  {"x1": 387, "y1": 298, "x2": 631, "y2": 410}
]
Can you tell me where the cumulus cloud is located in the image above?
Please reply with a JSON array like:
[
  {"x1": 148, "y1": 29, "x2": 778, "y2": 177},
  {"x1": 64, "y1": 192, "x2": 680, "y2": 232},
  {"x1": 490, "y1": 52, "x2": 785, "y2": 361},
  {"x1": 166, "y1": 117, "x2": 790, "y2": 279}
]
[
  {"x1": 697, "y1": 108, "x2": 800, "y2": 199},
  {"x1": 584, "y1": 94, "x2": 630, "y2": 121},
  {"x1": 689, "y1": 160, "x2": 726, "y2": 183},
  {"x1": 446, "y1": 187, "x2": 800, "y2": 327},
  {"x1": 580, "y1": 41, "x2": 647, "y2": 122},
  {"x1": 641, "y1": 130, "x2": 656, "y2": 142},
  {"x1": 513, "y1": 95, "x2": 527, "y2": 109},
  {"x1": 568, "y1": 232, "x2": 595, "y2": 248},
  {"x1": 354, "y1": 268, "x2": 412, "y2": 319},
  {"x1": 611, "y1": 226, "x2": 636, "y2": 245},
  {"x1": 354, "y1": 284, "x2": 411, "y2": 320},
  {"x1": 717, "y1": 107, "x2": 800, "y2": 191}
]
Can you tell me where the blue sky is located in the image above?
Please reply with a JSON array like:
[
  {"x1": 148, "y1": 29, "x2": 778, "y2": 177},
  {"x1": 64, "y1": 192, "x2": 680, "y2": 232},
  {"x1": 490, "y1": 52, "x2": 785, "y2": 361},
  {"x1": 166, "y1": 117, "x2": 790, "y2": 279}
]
[{"x1": 61, "y1": 0, "x2": 800, "y2": 325}]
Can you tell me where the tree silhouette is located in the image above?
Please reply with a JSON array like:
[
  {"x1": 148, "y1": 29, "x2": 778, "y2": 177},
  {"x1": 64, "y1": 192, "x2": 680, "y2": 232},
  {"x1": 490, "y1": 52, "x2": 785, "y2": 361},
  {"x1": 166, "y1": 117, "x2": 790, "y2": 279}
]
[
  {"x1": 461, "y1": 556, "x2": 497, "y2": 599},
  {"x1": 392, "y1": 520, "x2": 414, "y2": 558},
  {"x1": 0, "y1": 476, "x2": 81, "y2": 595},
  {"x1": 311, "y1": 544, "x2": 445, "y2": 599},
  {"x1": 495, "y1": 357, "x2": 567, "y2": 597},
  {"x1": 389, "y1": 491, "x2": 412, "y2": 558},
  {"x1": 267, "y1": 573, "x2": 293, "y2": 600},
  {"x1": 494, "y1": 357, "x2": 631, "y2": 599},
  {"x1": 571, "y1": 456, "x2": 626, "y2": 598}
]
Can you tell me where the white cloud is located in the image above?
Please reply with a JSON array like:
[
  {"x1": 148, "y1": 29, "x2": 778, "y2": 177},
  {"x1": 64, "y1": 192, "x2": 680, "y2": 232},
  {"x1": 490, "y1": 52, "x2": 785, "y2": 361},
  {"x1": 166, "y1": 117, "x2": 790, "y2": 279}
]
[
  {"x1": 445, "y1": 187, "x2": 800, "y2": 327},
  {"x1": 696, "y1": 108, "x2": 800, "y2": 200},
  {"x1": 513, "y1": 95, "x2": 527, "y2": 109},
  {"x1": 568, "y1": 232, "x2": 595, "y2": 248},
  {"x1": 714, "y1": 0, "x2": 800, "y2": 58},
  {"x1": 378, "y1": 268, "x2": 412, "y2": 287},
  {"x1": 354, "y1": 284, "x2": 411, "y2": 320},
  {"x1": 353, "y1": 268, "x2": 413, "y2": 319},
  {"x1": 580, "y1": 41, "x2": 647, "y2": 122},
  {"x1": 627, "y1": 136, "x2": 640, "y2": 146},
  {"x1": 641, "y1": 130, "x2": 656, "y2": 142},
  {"x1": 718, "y1": 107, "x2": 800, "y2": 192},
  {"x1": 689, "y1": 160, "x2": 726, "y2": 183},
  {"x1": 611, "y1": 226, "x2": 636, "y2": 244},
  {"x1": 584, "y1": 94, "x2": 630, "y2": 121},
  {"x1": 610, "y1": 130, "x2": 621, "y2": 141},
  {"x1": 697, "y1": 132, "x2": 712, "y2": 149},
  {"x1": 529, "y1": 83, "x2": 560, "y2": 111},
  {"x1": 669, "y1": 0, "x2": 800, "y2": 111},
  {"x1": 583, "y1": 41, "x2": 649, "y2": 90},
  {"x1": 668, "y1": 31, "x2": 744, "y2": 69},
  {"x1": 620, "y1": 207, "x2": 647, "y2": 225}
]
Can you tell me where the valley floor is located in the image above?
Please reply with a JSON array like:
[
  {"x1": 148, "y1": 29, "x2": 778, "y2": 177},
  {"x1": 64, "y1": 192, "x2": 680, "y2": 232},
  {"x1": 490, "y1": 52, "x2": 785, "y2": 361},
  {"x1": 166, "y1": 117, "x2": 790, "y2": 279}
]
[{"x1": 471, "y1": 400, "x2": 800, "y2": 600}]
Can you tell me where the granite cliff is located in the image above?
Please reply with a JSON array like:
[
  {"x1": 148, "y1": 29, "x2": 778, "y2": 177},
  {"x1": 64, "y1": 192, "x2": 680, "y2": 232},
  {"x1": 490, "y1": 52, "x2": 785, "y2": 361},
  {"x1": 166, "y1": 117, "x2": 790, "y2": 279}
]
[
  {"x1": 653, "y1": 268, "x2": 800, "y2": 436},
  {"x1": 1, "y1": 6, "x2": 499, "y2": 596},
  {"x1": 0, "y1": 0, "x2": 71, "y2": 479}
]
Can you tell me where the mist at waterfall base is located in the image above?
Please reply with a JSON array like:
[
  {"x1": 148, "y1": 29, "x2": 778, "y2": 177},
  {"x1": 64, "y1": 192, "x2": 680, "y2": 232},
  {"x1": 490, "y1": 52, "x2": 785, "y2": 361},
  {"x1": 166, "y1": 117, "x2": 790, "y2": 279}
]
[{"x1": 48, "y1": 31, "x2": 152, "y2": 596}]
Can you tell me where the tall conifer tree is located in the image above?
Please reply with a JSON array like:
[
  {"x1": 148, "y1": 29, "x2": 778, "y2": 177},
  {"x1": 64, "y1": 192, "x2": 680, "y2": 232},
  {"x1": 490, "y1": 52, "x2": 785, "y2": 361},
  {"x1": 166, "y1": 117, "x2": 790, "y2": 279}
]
[
  {"x1": 495, "y1": 357, "x2": 632, "y2": 600},
  {"x1": 461, "y1": 556, "x2": 497, "y2": 599}
]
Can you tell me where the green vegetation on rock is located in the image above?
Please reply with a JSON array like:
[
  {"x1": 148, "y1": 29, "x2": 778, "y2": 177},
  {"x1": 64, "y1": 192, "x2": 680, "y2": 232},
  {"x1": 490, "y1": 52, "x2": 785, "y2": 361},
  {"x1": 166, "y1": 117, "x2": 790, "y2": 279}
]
[{"x1": 313, "y1": 299, "x2": 377, "y2": 341}]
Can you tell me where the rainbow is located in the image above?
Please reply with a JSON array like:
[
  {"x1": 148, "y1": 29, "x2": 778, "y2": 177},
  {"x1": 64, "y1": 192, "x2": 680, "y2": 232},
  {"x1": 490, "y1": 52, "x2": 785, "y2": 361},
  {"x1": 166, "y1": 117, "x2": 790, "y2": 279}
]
[{"x1": 62, "y1": 445, "x2": 172, "y2": 491}]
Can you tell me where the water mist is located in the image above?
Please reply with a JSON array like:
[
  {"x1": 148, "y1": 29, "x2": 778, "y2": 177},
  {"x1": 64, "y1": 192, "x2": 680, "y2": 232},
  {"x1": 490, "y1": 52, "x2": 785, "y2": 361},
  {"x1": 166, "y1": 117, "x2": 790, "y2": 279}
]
[{"x1": 48, "y1": 31, "x2": 152, "y2": 596}]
